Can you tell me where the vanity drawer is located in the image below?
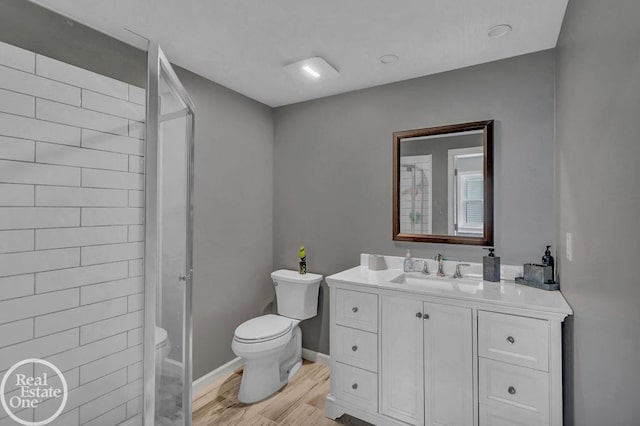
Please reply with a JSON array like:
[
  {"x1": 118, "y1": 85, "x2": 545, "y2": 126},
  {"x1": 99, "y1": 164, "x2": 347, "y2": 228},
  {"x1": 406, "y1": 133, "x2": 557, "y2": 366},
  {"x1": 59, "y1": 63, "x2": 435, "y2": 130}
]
[
  {"x1": 478, "y1": 311, "x2": 549, "y2": 371},
  {"x1": 335, "y1": 288, "x2": 378, "y2": 333},
  {"x1": 480, "y1": 404, "x2": 547, "y2": 426},
  {"x1": 479, "y1": 358, "x2": 549, "y2": 423},
  {"x1": 333, "y1": 362, "x2": 378, "y2": 412},
  {"x1": 334, "y1": 325, "x2": 378, "y2": 372}
]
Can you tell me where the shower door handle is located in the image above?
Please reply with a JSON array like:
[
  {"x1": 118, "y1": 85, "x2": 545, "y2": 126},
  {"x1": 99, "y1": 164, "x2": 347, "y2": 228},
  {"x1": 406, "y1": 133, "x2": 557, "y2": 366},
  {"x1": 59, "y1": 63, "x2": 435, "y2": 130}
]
[{"x1": 178, "y1": 271, "x2": 192, "y2": 283}]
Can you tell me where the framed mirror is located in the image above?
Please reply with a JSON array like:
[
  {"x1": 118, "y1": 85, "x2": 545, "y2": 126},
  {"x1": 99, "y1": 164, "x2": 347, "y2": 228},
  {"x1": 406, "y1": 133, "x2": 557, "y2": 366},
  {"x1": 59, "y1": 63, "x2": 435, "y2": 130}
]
[{"x1": 393, "y1": 120, "x2": 493, "y2": 245}]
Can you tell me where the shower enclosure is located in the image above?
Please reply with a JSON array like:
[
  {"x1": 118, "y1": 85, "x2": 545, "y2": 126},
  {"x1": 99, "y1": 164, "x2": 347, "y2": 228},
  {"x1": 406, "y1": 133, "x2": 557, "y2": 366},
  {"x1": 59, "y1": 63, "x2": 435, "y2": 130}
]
[
  {"x1": 143, "y1": 43, "x2": 195, "y2": 426},
  {"x1": 0, "y1": 36, "x2": 193, "y2": 425},
  {"x1": 400, "y1": 156, "x2": 432, "y2": 235}
]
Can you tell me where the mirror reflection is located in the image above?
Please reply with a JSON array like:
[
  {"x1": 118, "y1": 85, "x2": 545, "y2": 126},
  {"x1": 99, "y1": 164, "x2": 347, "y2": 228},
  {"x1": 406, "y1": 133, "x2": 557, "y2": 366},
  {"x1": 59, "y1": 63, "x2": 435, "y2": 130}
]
[{"x1": 393, "y1": 121, "x2": 493, "y2": 245}]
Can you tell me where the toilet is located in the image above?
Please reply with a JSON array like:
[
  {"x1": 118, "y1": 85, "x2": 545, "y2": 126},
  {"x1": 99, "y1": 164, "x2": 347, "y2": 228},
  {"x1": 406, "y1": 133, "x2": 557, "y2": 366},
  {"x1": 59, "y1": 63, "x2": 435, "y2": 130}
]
[
  {"x1": 232, "y1": 269, "x2": 323, "y2": 403},
  {"x1": 155, "y1": 326, "x2": 171, "y2": 369}
]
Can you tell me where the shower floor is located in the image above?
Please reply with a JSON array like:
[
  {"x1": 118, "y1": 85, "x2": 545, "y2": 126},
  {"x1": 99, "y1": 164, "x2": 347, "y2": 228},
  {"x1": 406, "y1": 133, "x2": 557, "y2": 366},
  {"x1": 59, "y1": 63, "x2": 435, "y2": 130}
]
[
  {"x1": 192, "y1": 360, "x2": 370, "y2": 425},
  {"x1": 156, "y1": 374, "x2": 184, "y2": 426}
]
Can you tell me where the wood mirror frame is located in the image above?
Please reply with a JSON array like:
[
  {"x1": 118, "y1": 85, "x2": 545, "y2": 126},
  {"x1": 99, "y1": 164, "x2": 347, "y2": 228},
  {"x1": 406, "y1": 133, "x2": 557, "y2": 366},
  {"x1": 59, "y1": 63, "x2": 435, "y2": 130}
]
[{"x1": 392, "y1": 120, "x2": 494, "y2": 245}]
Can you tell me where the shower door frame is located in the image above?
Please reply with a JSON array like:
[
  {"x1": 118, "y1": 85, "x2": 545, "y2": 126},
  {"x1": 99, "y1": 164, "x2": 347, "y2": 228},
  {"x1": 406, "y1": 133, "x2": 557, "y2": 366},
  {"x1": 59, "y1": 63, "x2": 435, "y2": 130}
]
[{"x1": 143, "y1": 41, "x2": 196, "y2": 426}]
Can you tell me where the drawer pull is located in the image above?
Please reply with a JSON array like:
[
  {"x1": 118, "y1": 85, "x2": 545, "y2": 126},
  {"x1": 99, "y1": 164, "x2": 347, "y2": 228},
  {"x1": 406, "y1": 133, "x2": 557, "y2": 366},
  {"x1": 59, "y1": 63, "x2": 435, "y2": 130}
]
[
  {"x1": 506, "y1": 336, "x2": 515, "y2": 344},
  {"x1": 423, "y1": 313, "x2": 430, "y2": 320},
  {"x1": 352, "y1": 383, "x2": 358, "y2": 390},
  {"x1": 352, "y1": 306, "x2": 358, "y2": 313},
  {"x1": 508, "y1": 386, "x2": 516, "y2": 395},
  {"x1": 351, "y1": 345, "x2": 358, "y2": 352},
  {"x1": 416, "y1": 312, "x2": 422, "y2": 318}
]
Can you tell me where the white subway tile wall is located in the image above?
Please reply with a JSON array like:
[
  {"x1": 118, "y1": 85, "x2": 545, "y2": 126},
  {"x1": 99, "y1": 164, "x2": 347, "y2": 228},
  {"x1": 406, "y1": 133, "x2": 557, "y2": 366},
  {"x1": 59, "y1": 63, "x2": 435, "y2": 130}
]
[
  {"x1": 0, "y1": 42, "x2": 35, "y2": 73},
  {"x1": 0, "y1": 136, "x2": 35, "y2": 162},
  {"x1": 0, "y1": 112, "x2": 81, "y2": 146},
  {"x1": 0, "y1": 88, "x2": 35, "y2": 117},
  {"x1": 0, "y1": 65, "x2": 81, "y2": 106},
  {"x1": 0, "y1": 41, "x2": 145, "y2": 426},
  {"x1": 399, "y1": 154, "x2": 433, "y2": 234}
]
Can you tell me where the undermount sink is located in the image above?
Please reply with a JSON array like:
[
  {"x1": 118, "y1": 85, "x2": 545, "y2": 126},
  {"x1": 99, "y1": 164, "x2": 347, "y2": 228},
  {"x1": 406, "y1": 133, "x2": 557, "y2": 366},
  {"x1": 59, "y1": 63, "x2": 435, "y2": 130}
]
[{"x1": 390, "y1": 272, "x2": 481, "y2": 294}]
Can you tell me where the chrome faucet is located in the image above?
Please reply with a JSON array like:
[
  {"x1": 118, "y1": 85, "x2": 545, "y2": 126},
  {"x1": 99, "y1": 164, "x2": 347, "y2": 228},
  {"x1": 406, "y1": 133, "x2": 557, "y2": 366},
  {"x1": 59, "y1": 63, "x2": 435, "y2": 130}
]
[
  {"x1": 453, "y1": 263, "x2": 471, "y2": 279},
  {"x1": 435, "y1": 254, "x2": 446, "y2": 277}
]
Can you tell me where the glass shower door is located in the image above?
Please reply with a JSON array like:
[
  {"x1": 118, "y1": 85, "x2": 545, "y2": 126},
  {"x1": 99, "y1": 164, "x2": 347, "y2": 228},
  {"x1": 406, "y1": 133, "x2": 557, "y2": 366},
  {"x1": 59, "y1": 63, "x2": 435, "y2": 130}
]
[{"x1": 144, "y1": 43, "x2": 195, "y2": 426}]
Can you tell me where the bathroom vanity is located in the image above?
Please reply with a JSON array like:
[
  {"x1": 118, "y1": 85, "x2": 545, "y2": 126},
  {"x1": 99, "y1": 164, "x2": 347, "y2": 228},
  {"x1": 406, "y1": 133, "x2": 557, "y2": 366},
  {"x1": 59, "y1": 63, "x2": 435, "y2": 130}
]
[{"x1": 325, "y1": 254, "x2": 572, "y2": 426}]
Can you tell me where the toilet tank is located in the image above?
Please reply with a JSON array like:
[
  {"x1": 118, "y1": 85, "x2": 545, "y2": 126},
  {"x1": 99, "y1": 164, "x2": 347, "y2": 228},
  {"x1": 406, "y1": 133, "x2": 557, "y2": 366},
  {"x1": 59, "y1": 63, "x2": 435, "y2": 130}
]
[{"x1": 271, "y1": 269, "x2": 323, "y2": 320}]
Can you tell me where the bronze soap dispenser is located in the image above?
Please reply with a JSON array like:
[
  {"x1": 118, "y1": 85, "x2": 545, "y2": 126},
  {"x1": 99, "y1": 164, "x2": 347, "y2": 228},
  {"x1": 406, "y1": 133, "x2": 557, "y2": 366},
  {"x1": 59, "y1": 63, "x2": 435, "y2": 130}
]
[{"x1": 483, "y1": 248, "x2": 501, "y2": 282}]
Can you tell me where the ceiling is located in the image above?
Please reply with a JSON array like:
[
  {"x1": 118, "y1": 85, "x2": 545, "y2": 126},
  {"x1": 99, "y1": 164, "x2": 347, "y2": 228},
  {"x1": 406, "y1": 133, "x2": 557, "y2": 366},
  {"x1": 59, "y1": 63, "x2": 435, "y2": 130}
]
[{"x1": 29, "y1": 0, "x2": 568, "y2": 107}]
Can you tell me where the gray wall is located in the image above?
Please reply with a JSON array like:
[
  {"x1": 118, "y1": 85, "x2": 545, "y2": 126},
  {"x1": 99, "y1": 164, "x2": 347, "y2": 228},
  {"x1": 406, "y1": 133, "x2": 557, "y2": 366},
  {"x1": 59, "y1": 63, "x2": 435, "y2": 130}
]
[
  {"x1": 177, "y1": 67, "x2": 274, "y2": 379},
  {"x1": 556, "y1": 0, "x2": 640, "y2": 424},
  {"x1": 1, "y1": 0, "x2": 275, "y2": 380},
  {"x1": 273, "y1": 50, "x2": 557, "y2": 354}
]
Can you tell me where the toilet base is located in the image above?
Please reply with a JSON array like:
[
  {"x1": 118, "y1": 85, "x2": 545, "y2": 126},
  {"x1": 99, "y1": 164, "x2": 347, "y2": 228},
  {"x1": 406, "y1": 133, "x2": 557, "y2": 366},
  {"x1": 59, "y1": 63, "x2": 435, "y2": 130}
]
[{"x1": 237, "y1": 326, "x2": 302, "y2": 404}]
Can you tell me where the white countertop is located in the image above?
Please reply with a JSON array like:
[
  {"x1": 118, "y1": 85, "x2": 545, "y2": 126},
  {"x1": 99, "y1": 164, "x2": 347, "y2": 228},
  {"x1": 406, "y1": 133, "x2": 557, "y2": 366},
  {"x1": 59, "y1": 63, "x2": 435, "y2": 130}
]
[{"x1": 326, "y1": 265, "x2": 573, "y2": 316}]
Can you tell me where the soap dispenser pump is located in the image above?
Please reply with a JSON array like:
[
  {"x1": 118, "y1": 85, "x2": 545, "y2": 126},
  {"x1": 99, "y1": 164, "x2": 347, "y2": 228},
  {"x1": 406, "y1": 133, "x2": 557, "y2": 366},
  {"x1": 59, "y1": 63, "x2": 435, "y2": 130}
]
[
  {"x1": 403, "y1": 250, "x2": 414, "y2": 272},
  {"x1": 483, "y1": 248, "x2": 501, "y2": 282},
  {"x1": 542, "y1": 245, "x2": 555, "y2": 280}
]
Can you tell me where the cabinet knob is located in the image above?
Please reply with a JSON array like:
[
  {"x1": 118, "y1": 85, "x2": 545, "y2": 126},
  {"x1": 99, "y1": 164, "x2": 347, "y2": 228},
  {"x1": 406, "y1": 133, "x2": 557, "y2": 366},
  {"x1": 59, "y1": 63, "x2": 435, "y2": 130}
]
[
  {"x1": 352, "y1": 383, "x2": 358, "y2": 390},
  {"x1": 508, "y1": 386, "x2": 516, "y2": 395},
  {"x1": 416, "y1": 312, "x2": 422, "y2": 318},
  {"x1": 352, "y1": 306, "x2": 358, "y2": 313},
  {"x1": 506, "y1": 336, "x2": 515, "y2": 344},
  {"x1": 352, "y1": 345, "x2": 358, "y2": 352},
  {"x1": 423, "y1": 313, "x2": 430, "y2": 320}
]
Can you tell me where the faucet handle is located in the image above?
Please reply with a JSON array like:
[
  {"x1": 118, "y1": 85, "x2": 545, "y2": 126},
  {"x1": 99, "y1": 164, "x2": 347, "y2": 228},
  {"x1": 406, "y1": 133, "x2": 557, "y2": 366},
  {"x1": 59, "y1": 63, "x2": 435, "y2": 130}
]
[
  {"x1": 453, "y1": 263, "x2": 471, "y2": 279},
  {"x1": 421, "y1": 260, "x2": 430, "y2": 275}
]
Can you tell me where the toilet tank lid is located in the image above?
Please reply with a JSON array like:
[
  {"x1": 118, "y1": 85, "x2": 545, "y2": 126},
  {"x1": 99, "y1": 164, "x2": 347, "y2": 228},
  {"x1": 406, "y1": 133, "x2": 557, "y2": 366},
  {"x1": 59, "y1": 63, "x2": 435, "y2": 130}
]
[{"x1": 271, "y1": 269, "x2": 323, "y2": 284}]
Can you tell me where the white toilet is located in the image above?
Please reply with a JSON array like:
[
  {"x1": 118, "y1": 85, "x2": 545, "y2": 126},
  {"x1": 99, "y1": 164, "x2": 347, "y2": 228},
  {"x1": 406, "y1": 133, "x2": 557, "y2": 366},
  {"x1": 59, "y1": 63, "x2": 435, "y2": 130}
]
[
  {"x1": 155, "y1": 326, "x2": 171, "y2": 369},
  {"x1": 232, "y1": 269, "x2": 323, "y2": 403}
]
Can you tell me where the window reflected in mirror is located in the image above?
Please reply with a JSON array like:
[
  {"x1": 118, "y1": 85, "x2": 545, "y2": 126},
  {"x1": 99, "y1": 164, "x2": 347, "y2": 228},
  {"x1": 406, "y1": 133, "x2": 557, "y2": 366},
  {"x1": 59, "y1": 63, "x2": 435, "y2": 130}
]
[{"x1": 450, "y1": 145, "x2": 484, "y2": 236}]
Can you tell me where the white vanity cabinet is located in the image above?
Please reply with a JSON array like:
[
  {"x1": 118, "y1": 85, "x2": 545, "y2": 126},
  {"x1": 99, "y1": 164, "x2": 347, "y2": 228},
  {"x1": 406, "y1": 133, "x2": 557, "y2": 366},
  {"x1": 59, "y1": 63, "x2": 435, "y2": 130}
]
[
  {"x1": 422, "y1": 301, "x2": 473, "y2": 426},
  {"x1": 477, "y1": 311, "x2": 557, "y2": 425},
  {"x1": 325, "y1": 259, "x2": 572, "y2": 426},
  {"x1": 379, "y1": 296, "x2": 473, "y2": 426},
  {"x1": 379, "y1": 295, "x2": 424, "y2": 424}
]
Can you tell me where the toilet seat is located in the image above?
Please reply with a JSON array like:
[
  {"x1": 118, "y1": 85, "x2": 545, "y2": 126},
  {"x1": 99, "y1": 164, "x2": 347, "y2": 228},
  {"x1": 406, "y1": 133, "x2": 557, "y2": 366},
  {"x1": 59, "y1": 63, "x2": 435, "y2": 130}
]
[
  {"x1": 155, "y1": 326, "x2": 168, "y2": 349},
  {"x1": 234, "y1": 314, "x2": 293, "y2": 344}
]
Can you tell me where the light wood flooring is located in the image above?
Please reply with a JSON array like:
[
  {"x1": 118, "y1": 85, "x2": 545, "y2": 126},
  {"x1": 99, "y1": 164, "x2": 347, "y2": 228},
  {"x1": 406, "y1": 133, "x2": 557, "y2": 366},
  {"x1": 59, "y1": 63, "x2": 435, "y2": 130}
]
[{"x1": 193, "y1": 360, "x2": 372, "y2": 425}]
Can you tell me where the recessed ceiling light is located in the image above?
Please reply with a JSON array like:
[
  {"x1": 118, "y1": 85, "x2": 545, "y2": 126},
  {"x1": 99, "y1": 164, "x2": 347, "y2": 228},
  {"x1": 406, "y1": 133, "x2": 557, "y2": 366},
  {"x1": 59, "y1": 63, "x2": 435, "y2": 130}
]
[
  {"x1": 284, "y1": 57, "x2": 339, "y2": 82},
  {"x1": 379, "y1": 54, "x2": 399, "y2": 64},
  {"x1": 488, "y1": 24, "x2": 512, "y2": 39},
  {"x1": 302, "y1": 65, "x2": 320, "y2": 79}
]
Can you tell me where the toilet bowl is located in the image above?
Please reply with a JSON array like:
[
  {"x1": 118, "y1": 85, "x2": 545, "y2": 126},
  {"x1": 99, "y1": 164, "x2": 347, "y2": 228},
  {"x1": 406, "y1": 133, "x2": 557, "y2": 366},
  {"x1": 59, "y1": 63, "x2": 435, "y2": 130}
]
[
  {"x1": 232, "y1": 270, "x2": 323, "y2": 403},
  {"x1": 155, "y1": 326, "x2": 170, "y2": 369},
  {"x1": 232, "y1": 315, "x2": 302, "y2": 403}
]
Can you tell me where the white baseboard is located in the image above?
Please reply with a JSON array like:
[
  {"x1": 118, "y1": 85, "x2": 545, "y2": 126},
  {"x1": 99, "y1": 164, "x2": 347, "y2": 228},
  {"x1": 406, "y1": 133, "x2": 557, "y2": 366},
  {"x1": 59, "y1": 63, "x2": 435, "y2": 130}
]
[
  {"x1": 192, "y1": 348, "x2": 330, "y2": 401},
  {"x1": 302, "y1": 348, "x2": 330, "y2": 366},
  {"x1": 192, "y1": 356, "x2": 244, "y2": 400}
]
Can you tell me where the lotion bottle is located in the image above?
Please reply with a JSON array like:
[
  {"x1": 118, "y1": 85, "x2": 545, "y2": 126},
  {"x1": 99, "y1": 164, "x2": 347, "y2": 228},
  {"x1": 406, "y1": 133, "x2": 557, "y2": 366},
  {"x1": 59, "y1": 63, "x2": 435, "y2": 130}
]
[{"x1": 403, "y1": 250, "x2": 414, "y2": 272}]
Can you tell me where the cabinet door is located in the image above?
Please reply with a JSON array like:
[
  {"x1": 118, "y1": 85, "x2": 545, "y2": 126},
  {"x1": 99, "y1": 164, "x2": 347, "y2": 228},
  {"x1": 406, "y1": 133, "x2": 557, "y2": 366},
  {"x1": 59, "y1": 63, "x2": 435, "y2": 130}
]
[
  {"x1": 423, "y1": 302, "x2": 473, "y2": 426},
  {"x1": 380, "y1": 295, "x2": 424, "y2": 425}
]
